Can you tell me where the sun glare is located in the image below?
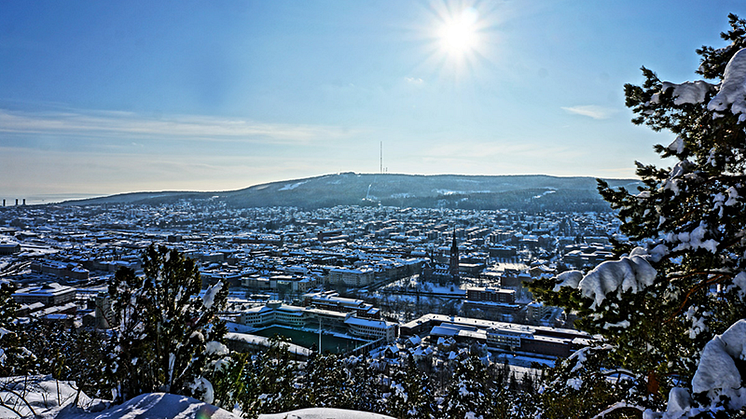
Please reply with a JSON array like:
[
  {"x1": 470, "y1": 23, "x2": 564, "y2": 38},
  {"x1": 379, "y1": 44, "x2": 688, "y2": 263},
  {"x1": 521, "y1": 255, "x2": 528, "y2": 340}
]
[
  {"x1": 418, "y1": 2, "x2": 499, "y2": 81},
  {"x1": 438, "y1": 7, "x2": 480, "y2": 57}
]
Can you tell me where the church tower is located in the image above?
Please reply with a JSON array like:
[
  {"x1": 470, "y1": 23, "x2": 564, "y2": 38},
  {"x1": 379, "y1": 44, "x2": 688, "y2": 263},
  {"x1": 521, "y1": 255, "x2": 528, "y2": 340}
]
[{"x1": 449, "y1": 228, "x2": 459, "y2": 281}]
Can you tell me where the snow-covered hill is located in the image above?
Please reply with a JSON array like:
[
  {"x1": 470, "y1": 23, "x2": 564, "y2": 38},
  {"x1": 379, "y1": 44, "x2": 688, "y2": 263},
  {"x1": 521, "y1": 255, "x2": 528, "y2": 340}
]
[{"x1": 61, "y1": 172, "x2": 637, "y2": 211}]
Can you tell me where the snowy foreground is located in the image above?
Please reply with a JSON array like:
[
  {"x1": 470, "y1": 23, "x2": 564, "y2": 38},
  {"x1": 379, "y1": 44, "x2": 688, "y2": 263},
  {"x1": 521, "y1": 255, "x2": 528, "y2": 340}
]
[
  {"x1": 258, "y1": 408, "x2": 395, "y2": 419},
  {"x1": 0, "y1": 376, "x2": 395, "y2": 419}
]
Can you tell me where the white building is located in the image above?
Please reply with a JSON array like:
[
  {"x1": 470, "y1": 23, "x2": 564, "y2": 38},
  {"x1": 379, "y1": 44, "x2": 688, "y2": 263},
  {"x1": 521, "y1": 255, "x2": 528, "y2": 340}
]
[
  {"x1": 239, "y1": 301, "x2": 398, "y2": 344},
  {"x1": 13, "y1": 283, "x2": 76, "y2": 306},
  {"x1": 344, "y1": 316, "x2": 398, "y2": 343}
]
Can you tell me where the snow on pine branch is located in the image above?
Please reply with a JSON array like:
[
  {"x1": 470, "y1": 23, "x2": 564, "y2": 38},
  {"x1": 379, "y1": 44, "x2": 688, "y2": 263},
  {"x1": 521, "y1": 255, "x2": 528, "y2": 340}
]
[
  {"x1": 691, "y1": 319, "x2": 746, "y2": 404},
  {"x1": 202, "y1": 281, "x2": 222, "y2": 310},
  {"x1": 665, "y1": 221, "x2": 719, "y2": 254},
  {"x1": 708, "y1": 48, "x2": 746, "y2": 121},
  {"x1": 554, "y1": 247, "x2": 660, "y2": 309},
  {"x1": 655, "y1": 319, "x2": 746, "y2": 418},
  {"x1": 725, "y1": 271, "x2": 746, "y2": 298},
  {"x1": 648, "y1": 47, "x2": 746, "y2": 122},
  {"x1": 652, "y1": 81, "x2": 715, "y2": 105}
]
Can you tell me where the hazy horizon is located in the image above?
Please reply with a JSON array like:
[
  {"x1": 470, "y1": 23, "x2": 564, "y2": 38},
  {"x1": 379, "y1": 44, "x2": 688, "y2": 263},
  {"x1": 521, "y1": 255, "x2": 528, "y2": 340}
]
[{"x1": 2, "y1": 1, "x2": 743, "y2": 201}]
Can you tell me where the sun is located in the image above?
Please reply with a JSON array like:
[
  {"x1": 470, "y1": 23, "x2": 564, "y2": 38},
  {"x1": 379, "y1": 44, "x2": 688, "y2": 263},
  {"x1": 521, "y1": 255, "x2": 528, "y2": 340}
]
[
  {"x1": 418, "y1": 2, "x2": 499, "y2": 80},
  {"x1": 437, "y1": 7, "x2": 480, "y2": 58}
]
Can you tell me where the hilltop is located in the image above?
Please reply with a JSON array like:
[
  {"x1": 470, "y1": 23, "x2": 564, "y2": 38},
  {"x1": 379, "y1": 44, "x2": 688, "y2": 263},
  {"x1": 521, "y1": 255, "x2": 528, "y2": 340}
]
[{"x1": 61, "y1": 173, "x2": 638, "y2": 212}]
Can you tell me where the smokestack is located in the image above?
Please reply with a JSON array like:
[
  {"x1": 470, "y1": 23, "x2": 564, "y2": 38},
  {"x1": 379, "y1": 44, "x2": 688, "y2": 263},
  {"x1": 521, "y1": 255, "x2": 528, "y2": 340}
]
[
  {"x1": 22, "y1": 199, "x2": 25, "y2": 206},
  {"x1": 2, "y1": 199, "x2": 4, "y2": 207},
  {"x1": 15, "y1": 199, "x2": 18, "y2": 206}
]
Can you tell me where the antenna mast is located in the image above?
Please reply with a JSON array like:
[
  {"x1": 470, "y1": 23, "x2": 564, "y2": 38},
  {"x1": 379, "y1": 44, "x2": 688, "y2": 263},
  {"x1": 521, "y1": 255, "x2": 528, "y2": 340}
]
[{"x1": 380, "y1": 141, "x2": 383, "y2": 174}]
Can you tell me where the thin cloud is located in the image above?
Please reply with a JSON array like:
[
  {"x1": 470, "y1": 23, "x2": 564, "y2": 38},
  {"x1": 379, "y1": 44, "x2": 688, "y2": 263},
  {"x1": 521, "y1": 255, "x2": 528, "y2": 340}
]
[
  {"x1": 405, "y1": 77, "x2": 425, "y2": 85},
  {"x1": 0, "y1": 108, "x2": 354, "y2": 143},
  {"x1": 561, "y1": 105, "x2": 618, "y2": 120}
]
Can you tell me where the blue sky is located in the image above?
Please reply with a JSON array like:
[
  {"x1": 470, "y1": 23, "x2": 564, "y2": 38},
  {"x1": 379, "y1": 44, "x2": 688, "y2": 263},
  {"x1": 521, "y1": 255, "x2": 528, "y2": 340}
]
[{"x1": 1, "y1": 0, "x2": 744, "y2": 202}]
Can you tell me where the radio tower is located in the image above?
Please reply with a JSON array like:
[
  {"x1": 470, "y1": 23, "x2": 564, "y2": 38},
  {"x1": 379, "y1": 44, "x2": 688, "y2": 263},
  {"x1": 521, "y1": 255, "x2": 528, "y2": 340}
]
[{"x1": 380, "y1": 141, "x2": 383, "y2": 174}]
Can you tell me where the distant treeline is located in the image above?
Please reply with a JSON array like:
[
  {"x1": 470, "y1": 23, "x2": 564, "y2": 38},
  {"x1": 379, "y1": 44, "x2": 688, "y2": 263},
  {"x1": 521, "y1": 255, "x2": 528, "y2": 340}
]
[{"x1": 60, "y1": 173, "x2": 633, "y2": 212}]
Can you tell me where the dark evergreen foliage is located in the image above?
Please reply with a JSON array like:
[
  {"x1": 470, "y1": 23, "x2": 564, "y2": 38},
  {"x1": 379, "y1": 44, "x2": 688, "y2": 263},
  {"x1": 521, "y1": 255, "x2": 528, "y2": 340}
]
[
  {"x1": 539, "y1": 345, "x2": 641, "y2": 418},
  {"x1": 532, "y1": 13, "x2": 746, "y2": 417},
  {"x1": 344, "y1": 355, "x2": 382, "y2": 413},
  {"x1": 234, "y1": 336, "x2": 301, "y2": 418},
  {"x1": 106, "y1": 245, "x2": 229, "y2": 402},
  {"x1": 298, "y1": 352, "x2": 353, "y2": 409},
  {"x1": 384, "y1": 355, "x2": 436, "y2": 419},
  {"x1": 441, "y1": 355, "x2": 492, "y2": 418},
  {"x1": 0, "y1": 283, "x2": 35, "y2": 377}
]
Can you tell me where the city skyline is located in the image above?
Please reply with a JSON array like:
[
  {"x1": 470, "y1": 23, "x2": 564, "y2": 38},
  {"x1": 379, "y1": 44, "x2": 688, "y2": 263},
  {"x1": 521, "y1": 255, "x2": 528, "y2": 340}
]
[{"x1": 1, "y1": 0, "x2": 744, "y2": 202}]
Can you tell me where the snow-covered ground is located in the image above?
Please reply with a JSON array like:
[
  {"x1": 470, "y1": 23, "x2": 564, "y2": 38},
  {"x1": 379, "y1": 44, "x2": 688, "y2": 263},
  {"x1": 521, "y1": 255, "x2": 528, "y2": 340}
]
[
  {"x1": 0, "y1": 376, "x2": 395, "y2": 419},
  {"x1": 0, "y1": 375, "x2": 99, "y2": 418},
  {"x1": 55, "y1": 393, "x2": 240, "y2": 419},
  {"x1": 258, "y1": 408, "x2": 395, "y2": 419}
]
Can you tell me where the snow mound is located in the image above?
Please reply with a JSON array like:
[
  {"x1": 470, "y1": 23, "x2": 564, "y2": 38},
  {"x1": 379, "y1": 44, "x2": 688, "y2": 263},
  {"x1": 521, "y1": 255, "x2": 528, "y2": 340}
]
[
  {"x1": 708, "y1": 48, "x2": 746, "y2": 121},
  {"x1": 56, "y1": 392, "x2": 241, "y2": 419},
  {"x1": 663, "y1": 387, "x2": 691, "y2": 418},
  {"x1": 0, "y1": 375, "x2": 95, "y2": 419},
  {"x1": 259, "y1": 408, "x2": 396, "y2": 419}
]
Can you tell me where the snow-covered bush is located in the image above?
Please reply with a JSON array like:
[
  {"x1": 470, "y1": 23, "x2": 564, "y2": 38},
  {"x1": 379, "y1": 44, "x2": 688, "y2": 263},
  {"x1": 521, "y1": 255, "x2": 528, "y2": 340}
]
[{"x1": 106, "y1": 245, "x2": 229, "y2": 403}]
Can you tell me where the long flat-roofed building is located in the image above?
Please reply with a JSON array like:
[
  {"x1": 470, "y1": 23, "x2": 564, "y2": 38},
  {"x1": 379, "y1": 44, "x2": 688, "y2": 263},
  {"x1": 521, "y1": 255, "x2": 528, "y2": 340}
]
[
  {"x1": 30, "y1": 260, "x2": 89, "y2": 281},
  {"x1": 344, "y1": 316, "x2": 398, "y2": 343},
  {"x1": 239, "y1": 300, "x2": 398, "y2": 343},
  {"x1": 303, "y1": 290, "x2": 378, "y2": 318},
  {"x1": 466, "y1": 287, "x2": 516, "y2": 304},
  {"x1": 13, "y1": 283, "x2": 76, "y2": 307},
  {"x1": 401, "y1": 313, "x2": 589, "y2": 358},
  {"x1": 0, "y1": 240, "x2": 20, "y2": 255},
  {"x1": 240, "y1": 301, "x2": 304, "y2": 328}
]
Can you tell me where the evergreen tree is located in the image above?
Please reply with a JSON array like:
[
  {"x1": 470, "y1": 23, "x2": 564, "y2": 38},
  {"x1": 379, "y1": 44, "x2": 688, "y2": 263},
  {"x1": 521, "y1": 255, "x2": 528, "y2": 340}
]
[
  {"x1": 531, "y1": 13, "x2": 746, "y2": 417},
  {"x1": 237, "y1": 336, "x2": 301, "y2": 418},
  {"x1": 539, "y1": 345, "x2": 639, "y2": 419},
  {"x1": 107, "y1": 244, "x2": 229, "y2": 402},
  {"x1": 345, "y1": 354, "x2": 382, "y2": 413},
  {"x1": 0, "y1": 283, "x2": 34, "y2": 376},
  {"x1": 66, "y1": 328, "x2": 113, "y2": 400},
  {"x1": 18, "y1": 321, "x2": 113, "y2": 401},
  {"x1": 298, "y1": 352, "x2": 352, "y2": 409},
  {"x1": 486, "y1": 360, "x2": 514, "y2": 418},
  {"x1": 440, "y1": 354, "x2": 492, "y2": 419},
  {"x1": 384, "y1": 355, "x2": 436, "y2": 419},
  {"x1": 211, "y1": 351, "x2": 250, "y2": 411}
]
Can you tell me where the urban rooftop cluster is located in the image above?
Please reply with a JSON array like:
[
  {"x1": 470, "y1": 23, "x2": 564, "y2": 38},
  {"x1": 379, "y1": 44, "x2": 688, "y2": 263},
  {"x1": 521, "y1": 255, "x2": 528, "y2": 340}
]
[{"x1": 0, "y1": 201, "x2": 623, "y2": 365}]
